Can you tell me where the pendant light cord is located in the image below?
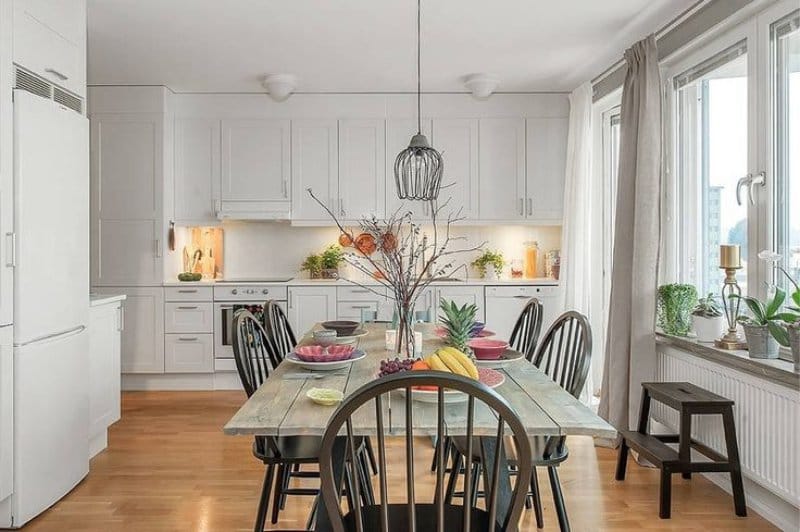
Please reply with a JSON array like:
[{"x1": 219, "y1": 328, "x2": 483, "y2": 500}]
[{"x1": 417, "y1": 0, "x2": 421, "y2": 134}]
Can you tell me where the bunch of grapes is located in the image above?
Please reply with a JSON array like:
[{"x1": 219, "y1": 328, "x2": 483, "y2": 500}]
[{"x1": 378, "y1": 357, "x2": 416, "y2": 378}]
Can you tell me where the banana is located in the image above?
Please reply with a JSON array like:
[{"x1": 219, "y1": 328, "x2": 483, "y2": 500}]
[
  {"x1": 426, "y1": 354, "x2": 450, "y2": 373},
  {"x1": 436, "y1": 349, "x2": 469, "y2": 377},
  {"x1": 441, "y1": 347, "x2": 478, "y2": 379}
]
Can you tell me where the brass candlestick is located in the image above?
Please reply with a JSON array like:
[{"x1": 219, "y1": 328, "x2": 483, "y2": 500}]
[{"x1": 715, "y1": 266, "x2": 747, "y2": 350}]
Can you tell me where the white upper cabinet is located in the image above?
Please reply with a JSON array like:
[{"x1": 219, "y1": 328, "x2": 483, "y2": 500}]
[
  {"x1": 385, "y1": 118, "x2": 432, "y2": 220},
  {"x1": 12, "y1": 0, "x2": 86, "y2": 97},
  {"x1": 338, "y1": 119, "x2": 385, "y2": 221},
  {"x1": 91, "y1": 113, "x2": 164, "y2": 286},
  {"x1": 174, "y1": 118, "x2": 220, "y2": 224},
  {"x1": 291, "y1": 119, "x2": 338, "y2": 222},
  {"x1": 220, "y1": 119, "x2": 290, "y2": 217},
  {"x1": 478, "y1": 118, "x2": 526, "y2": 221},
  {"x1": 432, "y1": 119, "x2": 478, "y2": 220},
  {"x1": 526, "y1": 118, "x2": 567, "y2": 222}
]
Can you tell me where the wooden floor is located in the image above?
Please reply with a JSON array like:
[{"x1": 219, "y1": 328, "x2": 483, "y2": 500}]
[{"x1": 22, "y1": 391, "x2": 775, "y2": 531}]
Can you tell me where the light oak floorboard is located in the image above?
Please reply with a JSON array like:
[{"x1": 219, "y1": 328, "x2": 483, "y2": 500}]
[{"x1": 22, "y1": 391, "x2": 776, "y2": 531}]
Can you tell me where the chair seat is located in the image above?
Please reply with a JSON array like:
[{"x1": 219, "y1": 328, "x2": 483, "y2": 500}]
[
  {"x1": 254, "y1": 435, "x2": 323, "y2": 463},
  {"x1": 451, "y1": 435, "x2": 569, "y2": 465},
  {"x1": 337, "y1": 503, "x2": 499, "y2": 532}
]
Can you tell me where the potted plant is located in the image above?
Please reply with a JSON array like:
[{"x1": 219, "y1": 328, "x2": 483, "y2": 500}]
[
  {"x1": 691, "y1": 293, "x2": 724, "y2": 343},
  {"x1": 472, "y1": 250, "x2": 505, "y2": 280},
  {"x1": 320, "y1": 245, "x2": 344, "y2": 279},
  {"x1": 657, "y1": 284, "x2": 697, "y2": 336},
  {"x1": 300, "y1": 253, "x2": 323, "y2": 279},
  {"x1": 757, "y1": 251, "x2": 800, "y2": 369},
  {"x1": 733, "y1": 287, "x2": 795, "y2": 359}
]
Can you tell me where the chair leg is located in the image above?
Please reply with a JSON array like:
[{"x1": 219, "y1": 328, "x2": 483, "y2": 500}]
[
  {"x1": 357, "y1": 452, "x2": 375, "y2": 506},
  {"x1": 279, "y1": 464, "x2": 291, "y2": 510},
  {"x1": 306, "y1": 494, "x2": 319, "y2": 531},
  {"x1": 548, "y1": 466, "x2": 570, "y2": 532},
  {"x1": 364, "y1": 437, "x2": 378, "y2": 475},
  {"x1": 470, "y1": 462, "x2": 482, "y2": 508},
  {"x1": 431, "y1": 435, "x2": 439, "y2": 472},
  {"x1": 270, "y1": 464, "x2": 285, "y2": 524},
  {"x1": 531, "y1": 466, "x2": 544, "y2": 529},
  {"x1": 445, "y1": 449, "x2": 463, "y2": 504},
  {"x1": 254, "y1": 464, "x2": 274, "y2": 532}
]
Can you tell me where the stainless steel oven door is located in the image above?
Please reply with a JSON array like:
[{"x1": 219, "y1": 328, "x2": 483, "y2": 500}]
[{"x1": 214, "y1": 301, "x2": 286, "y2": 359}]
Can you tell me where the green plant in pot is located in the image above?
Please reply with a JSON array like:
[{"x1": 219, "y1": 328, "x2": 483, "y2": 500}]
[
  {"x1": 732, "y1": 287, "x2": 797, "y2": 359},
  {"x1": 757, "y1": 250, "x2": 800, "y2": 368},
  {"x1": 300, "y1": 253, "x2": 323, "y2": 279},
  {"x1": 320, "y1": 245, "x2": 344, "y2": 279},
  {"x1": 472, "y1": 250, "x2": 505, "y2": 280},
  {"x1": 657, "y1": 284, "x2": 697, "y2": 336},
  {"x1": 691, "y1": 293, "x2": 725, "y2": 343}
]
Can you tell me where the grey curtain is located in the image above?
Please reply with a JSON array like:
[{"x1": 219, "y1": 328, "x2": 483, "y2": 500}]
[{"x1": 598, "y1": 35, "x2": 662, "y2": 436}]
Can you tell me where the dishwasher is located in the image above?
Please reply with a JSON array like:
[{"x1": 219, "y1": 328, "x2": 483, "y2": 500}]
[{"x1": 484, "y1": 285, "x2": 562, "y2": 343}]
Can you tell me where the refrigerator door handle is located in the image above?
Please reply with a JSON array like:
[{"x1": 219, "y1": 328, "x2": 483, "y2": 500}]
[
  {"x1": 14, "y1": 325, "x2": 86, "y2": 347},
  {"x1": 4, "y1": 232, "x2": 14, "y2": 267}
]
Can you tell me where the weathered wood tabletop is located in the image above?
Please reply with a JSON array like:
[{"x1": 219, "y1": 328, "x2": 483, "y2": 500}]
[{"x1": 224, "y1": 322, "x2": 616, "y2": 440}]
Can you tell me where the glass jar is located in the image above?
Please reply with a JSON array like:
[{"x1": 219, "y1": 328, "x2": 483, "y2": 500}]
[
  {"x1": 524, "y1": 241, "x2": 539, "y2": 279},
  {"x1": 510, "y1": 259, "x2": 524, "y2": 279}
]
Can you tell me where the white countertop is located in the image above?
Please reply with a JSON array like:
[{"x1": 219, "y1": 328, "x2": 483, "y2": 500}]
[
  {"x1": 162, "y1": 277, "x2": 559, "y2": 287},
  {"x1": 89, "y1": 294, "x2": 127, "y2": 307}
]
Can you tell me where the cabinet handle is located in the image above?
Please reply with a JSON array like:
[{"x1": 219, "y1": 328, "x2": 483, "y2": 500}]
[
  {"x1": 178, "y1": 337, "x2": 198, "y2": 342},
  {"x1": 518, "y1": 198, "x2": 524, "y2": 216},
  {"x1": 351, "y1": 289, "x2": 370, "y2": 294},
  {"x1": 527, "y1": 198, "x2": 532, "y2": 216},
  {"x1": 155, "y1": 239, "x2": 162, "y2": 258},
  {"x1": 178, "y1": 289, "x2": 198, "y2": 293},
  {"x1": 340, "y1": 198, "x2": 345, "y2": 217},
  {"x1": 351, "y1": 305, "x2": 371, "y2": 309},
  {"x1": 5, "y1": 232, "x2": 15, "y2": 267},
  {"x1": 281, "y1": 179, "x2": 288, "y2": 198},
  {"x1": 177, "y1": 305, "x2": 199, "y2": 310},
  {"x1": 44, "y1": 68, "x2": 68, "y2": 81},
  {"x1": 118, "y1": 306, "x2": 124, "y2": 332}
]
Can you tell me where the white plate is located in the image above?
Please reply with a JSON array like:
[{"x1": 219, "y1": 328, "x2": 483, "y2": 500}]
[
  {"x1": 400, "y1": 368, "x2": 506, "y2": 403},
  {"x1": 473, "y1": 349, "x2": 525, "y2": 369},
  {"x1": 285, "y1": 349, "x2": 366, "y2": 371},
  {"x1": 326, "y1": 328, "x2": 369, "y2": 345}
]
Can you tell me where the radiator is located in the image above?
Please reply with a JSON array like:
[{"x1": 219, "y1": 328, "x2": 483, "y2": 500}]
[{"x1": 654, "y1": 346, "x2": 800, "y2": 506}]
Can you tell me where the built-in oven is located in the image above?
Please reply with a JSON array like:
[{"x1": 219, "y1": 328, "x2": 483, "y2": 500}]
[{"x1": 213, "y1": 284, "x2": 288, "y2": 367}]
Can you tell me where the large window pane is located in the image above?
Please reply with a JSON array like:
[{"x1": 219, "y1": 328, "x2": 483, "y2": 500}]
[
  {"x1": 676, "y1": 46, "x2": 749, "y2": 295},
  {"x1": 773, "y1": 12, "x2": 800, "y2": 294}
]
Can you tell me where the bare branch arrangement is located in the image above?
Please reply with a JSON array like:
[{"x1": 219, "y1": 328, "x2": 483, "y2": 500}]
[{"x1": 307, "y1": 188, "x2": 486, "y2": 357}]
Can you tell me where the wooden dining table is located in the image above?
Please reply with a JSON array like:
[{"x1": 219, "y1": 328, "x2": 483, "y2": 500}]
[{"x1": 224, "y1": 322, "x2": 616, "y2": 530}]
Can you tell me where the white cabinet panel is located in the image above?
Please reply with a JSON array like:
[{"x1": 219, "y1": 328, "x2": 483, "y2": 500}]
[
  {"x1": 164, "y1": 286, "x2": 213, "y2": 301},
  {"x1": 0, "y1": 86, "x2": 10, "y2": 325},
  {"x1": 174, "y1": 118, "x2": 220, "y2": 223},
  {"x1": 432, "y1": 119, "x2": 478, "y2": 219},
  {"x1": 164, "y1": 334, "x2": 213, "y2": 373},
  {"x1": 338, "y1": 119, "x2": 385, "y2": 220},
  {"x1": 435, "y1": 285, "x2": 485, "y2": 322},
  {"x1": 0, "y1": 326, "x2": 12, "y2": 502},
  {"x1": 526, "y1": 118, "x2": 567, "y2": 222},
  {"x1": 88, "y1": 302, "x2": 121, "y2": 442},
  {"x1": 484, "y1": 285, "x2": 561, "y2": 343},
  {"x1": 94, "y1": 287, "x2": 164, "y2": 374},
  {"x1": 478, "y1": 119, "x2": 526, "y2": 221},
  {"x1": 220, "y1": 119, "x2": 290, "y2": 213},
  {"x1": 291, "y1": 120, "x2": 338, "y2": 221},
  {"x1": 385, "y1": 119, "x2": 431, "y2": 219},
  {"x1": 91, "y1": 114, "x2": 163, "y2": 286},
  {"x1": 287, "y1": 286, "x2": 337, "y2": 336},
  {"x1": 164, "y1": 302, "x2": 213, "y2": 334}
]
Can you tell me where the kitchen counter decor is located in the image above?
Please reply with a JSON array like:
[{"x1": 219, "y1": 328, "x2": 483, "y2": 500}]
[{"x1": 307, "y1": 188, "x2": 484, "y2": 358}]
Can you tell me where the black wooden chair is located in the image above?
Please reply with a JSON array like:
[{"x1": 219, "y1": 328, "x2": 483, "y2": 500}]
[
  {"x1": 262, "y1": 300, "x2": 297, "y2": 367},
  {"x1": 232, "y1": 310, "x2": 373, "y2": 531},
  {"x1": 446, "y1": 311, "x2": 592, "y2": 531},
  {"x1": 317, "y1": 371, "x2": 533, "y2": 532},
  {"x1": 509, "y1": 297, "x2": 544, "y2": 361}
]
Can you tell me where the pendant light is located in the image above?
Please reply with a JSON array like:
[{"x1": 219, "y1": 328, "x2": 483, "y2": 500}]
[{"x1": 393, "y1": 0, "x2": 443, "y2": 201}]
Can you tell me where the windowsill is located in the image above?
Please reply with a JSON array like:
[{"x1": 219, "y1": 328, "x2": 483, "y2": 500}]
[{"x1": 655, "y1": 332, "x2": 799, "y2": 389}]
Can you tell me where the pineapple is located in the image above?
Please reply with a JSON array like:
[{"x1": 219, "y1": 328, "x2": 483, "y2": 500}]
[{"x1": 439, "y1": 299, "x2": 477, "y2": 353}]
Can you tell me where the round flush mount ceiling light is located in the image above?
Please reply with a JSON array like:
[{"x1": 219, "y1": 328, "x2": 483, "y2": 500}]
[
  {"x1": 262, "y1": 74, "x2": 298, "y2": 102},
  {"x1": 464, "y1": 73, "x2": 500, "y2": 100}
]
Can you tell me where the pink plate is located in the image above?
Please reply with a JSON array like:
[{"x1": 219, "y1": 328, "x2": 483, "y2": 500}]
[
  {"x1": 294, "y1": 344, "x2": 355, "y2": 363},
  {"x1": 434, "y1": 326, "x2": 496, "y2": 339},
  {"x1": 468, "y1": 338, "x2": 510, "y2": 360}
]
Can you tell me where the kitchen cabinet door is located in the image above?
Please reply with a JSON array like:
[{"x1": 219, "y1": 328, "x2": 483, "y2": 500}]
[
  {"x1": 220, "y1": 119, "x2": 290, "y2": 213},
  {"x1": 164, "y1": 334, "x2": 213, "y2": 373},
  {"x1": 287, "y1": 286, "x2": 337, "y2": 337},
  {"x1": 0, "y1": 55, "x2": 11, "y2": 326},
  {"x1": 0, "y1": 326, "x2": 11, "y2": 502},
  {"x1": 478, "y1": 118, "x2": 526, "y2": 221},
  {"x1": 435, "y1": 285, "x2": 485, "y2": 323},
  {"x1": 431, "y1": 119, "x2": 478, "y2": 219},
  {"x1": 291, "y1": 120, "x2": 338, "y2": 222},
  {"x1": 90, "y1": 114, "x2": 164, "y2": 286},
  {"x1": 174, "y1": 118, "x2": 220, "y2": 224},
  {"x1": 88, "y1": 301, "x2": 121, "y2": 444},
  {"x1": 94, "y1": 287, "x2": 164, "y2": 373},
  {"x1": 385, "y1": 118, "x2": 432, "y2": 220},
  {"x1": 526, "y1": 118, "x2": 567, "y2": 222},
  {"x1": 339, "y1": 119, "x2": 385, "y2": 221}
]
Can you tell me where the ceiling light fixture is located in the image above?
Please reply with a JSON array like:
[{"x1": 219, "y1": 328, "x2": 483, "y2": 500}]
[
  {"x1": 464, "y1": 73, "x2": 500, "y2": 100},
  {"x1": 262, "y1": 74, "x2": 297, "y2": 102},
  {"x1": 393, "y1": 0, "x2": 443, "y2": 202}
]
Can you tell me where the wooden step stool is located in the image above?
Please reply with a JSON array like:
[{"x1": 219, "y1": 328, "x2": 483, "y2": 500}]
[{"x1": 615, "y1": 382, "x2": 747, "y2": 519}]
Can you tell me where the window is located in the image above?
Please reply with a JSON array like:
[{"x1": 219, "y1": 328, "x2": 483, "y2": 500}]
[
  {"x1": 674, "y1": 42, "x2": 749, "y2": 296},
  {"x1": 772, "y1": 11, "x2": 800, "y2": 296}
]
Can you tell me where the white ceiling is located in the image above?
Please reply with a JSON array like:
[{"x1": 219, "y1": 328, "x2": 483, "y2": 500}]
[{"x1": 87, "y1": 0, "x2": 697, "y2": 93}]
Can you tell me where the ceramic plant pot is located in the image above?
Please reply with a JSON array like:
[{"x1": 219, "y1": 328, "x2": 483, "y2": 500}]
[
  {"x1": 692, "y1": 315, "x2": 725, "y2": 343},
  {"x1": 789, "y1": 325, "x2": 800, "y2": 372},
  {"x1": 742, "y1": 324, "x2": 779, "y2": 359}
]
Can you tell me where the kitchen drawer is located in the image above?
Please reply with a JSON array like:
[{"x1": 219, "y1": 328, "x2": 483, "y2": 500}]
[
  {"x1": 485, "y1": 285, "x2": 559, "y2": 298},
  {"x1": 164, "y1": 334, "x2": 214, "y2": 373},
  {"x1": 164, "y1": 302, "x2": 213, "y2": 333},
  {"x1": 164, "y1": 286, "x2": 213, "y2": 302},
  {"x1": 337, "y1": 286, "x2": 385, "y2": 301}
]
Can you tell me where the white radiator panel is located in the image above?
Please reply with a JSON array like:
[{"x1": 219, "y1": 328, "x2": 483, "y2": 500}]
[{"x1": 654, "y1": 346, "x2": 800, "y2": 506}]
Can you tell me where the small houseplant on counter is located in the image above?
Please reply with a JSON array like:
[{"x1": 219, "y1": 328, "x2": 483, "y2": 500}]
[
  {"x1": 472, "y1": 250, "x2": 505, "y2": 280},
  {"x1": 300, "y1": 245, "x2": 344, "y2": 279},
  {"x1": 307, "y1": 189, "x2": 484, "y2": 357},
  {"x1": 691, "y1": 293, "x2": 725, "y2": 343},
  {"x1": 657, "y1": 284, "x2": 698, "y2": 336},
  {"x1": 756, "y1": 250, "x2": 800, "y2": 368},
  {"x1": 733, "y1": 287, "x2": 794, "y2": 359}
]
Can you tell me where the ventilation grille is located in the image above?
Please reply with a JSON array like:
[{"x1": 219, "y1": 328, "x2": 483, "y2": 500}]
[{"x1": 14, "y1": 66, "x2": 83, "y2": 114}]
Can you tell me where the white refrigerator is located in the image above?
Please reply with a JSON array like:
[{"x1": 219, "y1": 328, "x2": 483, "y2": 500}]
[{"x1": 2, "y1": 90, "x2": 90, "y2": 528}]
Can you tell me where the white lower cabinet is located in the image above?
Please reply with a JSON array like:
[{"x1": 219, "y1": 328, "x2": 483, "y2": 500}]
[
  {"x1": 88, "y1": 300, "x2": 122, "y2": 458},
  {"x1": 287, "y1": 286, "x2": 337, "y2": 336},
  {"x1": 484, "y1": 285, "x2": 562, "y2": 343},
  {"x1": 164, "y1": 334, "x2": 213, "y2": 373},
  {"x1": 0, "y1": 326, "x2": 12, "y2": 502},
  {"x1": 164, "y1": 302, "x2": 213, "y2": 334},
  {"x1": 434, "y1": 286, "x2": 485, "y2": 322}
]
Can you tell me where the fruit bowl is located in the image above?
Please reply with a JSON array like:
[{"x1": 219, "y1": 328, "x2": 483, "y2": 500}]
[
  {"x1": 470, "y1": 321, "x2": 486, "y2": 337},
  {"x1": 321, "y1": 320, "x2": 360, "y2": 337},
  {"x1": 468, "y1": 338, "x2": 510, "y2": 360},
  {"x1": 294, "y1": 344, "x2": 354, "y2": 362}
]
